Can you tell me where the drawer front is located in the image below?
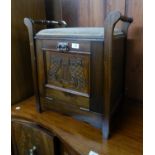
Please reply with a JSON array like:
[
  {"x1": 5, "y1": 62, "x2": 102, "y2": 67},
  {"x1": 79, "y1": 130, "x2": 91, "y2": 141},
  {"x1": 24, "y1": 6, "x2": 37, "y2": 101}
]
[
  {"x1": 41, "y1": 40, "x2": 91, "y2": 53},
  {"x1": 36, "y1": 40, "x2": 90, "y2": 109},
  {"x1": 45, "y1": 87, "x2": 89, "y2": 109},
  {"x1": 12, "y1": 121, "x2": 55, "y2": 155}
]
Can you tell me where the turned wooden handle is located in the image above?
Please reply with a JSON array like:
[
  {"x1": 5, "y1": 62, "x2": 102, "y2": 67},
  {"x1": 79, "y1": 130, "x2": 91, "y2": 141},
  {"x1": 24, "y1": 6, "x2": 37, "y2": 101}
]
[{"x1": 31, "y1": 19, "x2": 67, "y2": 27}]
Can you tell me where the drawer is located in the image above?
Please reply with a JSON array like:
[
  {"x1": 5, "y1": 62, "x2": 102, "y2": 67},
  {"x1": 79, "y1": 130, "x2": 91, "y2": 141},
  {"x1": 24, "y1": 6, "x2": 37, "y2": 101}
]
[
  {"x1": 45, "y1": 87, "x2": 89, "y2": 109},
  {"x1": 41, "y1": 40, "x2": 91, "y2": 53}
]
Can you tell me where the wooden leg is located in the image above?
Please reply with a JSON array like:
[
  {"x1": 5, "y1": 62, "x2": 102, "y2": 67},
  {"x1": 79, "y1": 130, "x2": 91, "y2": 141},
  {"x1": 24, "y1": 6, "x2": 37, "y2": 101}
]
[
  {"x1": 102, "y1": 118, "x2": 110, "y2": 139},
  {"x1": 35, "y1": 97, "x2": 42, "y2": 113}
]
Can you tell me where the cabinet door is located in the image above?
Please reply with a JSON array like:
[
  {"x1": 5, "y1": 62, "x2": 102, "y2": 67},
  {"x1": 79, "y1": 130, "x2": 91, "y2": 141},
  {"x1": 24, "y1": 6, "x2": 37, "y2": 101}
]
[
  {"x1": 12, "y1": 121, "x2": 57, "y2": 155},
  {"x1": 36, "y1": 40, "x2": 90, "y2": 110}
]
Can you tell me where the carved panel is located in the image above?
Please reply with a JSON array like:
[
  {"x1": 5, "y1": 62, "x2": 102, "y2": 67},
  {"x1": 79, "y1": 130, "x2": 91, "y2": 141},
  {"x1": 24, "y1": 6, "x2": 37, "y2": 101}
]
[
  {"x1": 48, "y1": 56, "x2": 62, "y2": 81},
  {"x1": 44, "y1": 51, "x2": 90, "y2": 94},
  {"x1": 69, "y1": 57, "x2": 86, "y2": 89}
]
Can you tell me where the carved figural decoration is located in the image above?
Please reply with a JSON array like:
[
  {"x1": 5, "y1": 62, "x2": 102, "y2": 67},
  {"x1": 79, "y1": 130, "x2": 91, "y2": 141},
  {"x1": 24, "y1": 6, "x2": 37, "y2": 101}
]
[{"x1": 48, "y1": 55, "x2": 86, "y2": 89}]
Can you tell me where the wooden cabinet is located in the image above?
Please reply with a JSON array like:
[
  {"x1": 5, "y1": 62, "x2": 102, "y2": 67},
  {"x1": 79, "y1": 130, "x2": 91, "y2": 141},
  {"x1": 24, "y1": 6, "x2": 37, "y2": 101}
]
[
  {"x1": 24, "y1": 11, "x2": 133, "y2": 139},
  {"x1": 12, "y1": 120, "x2": 57, "y2": 155}
]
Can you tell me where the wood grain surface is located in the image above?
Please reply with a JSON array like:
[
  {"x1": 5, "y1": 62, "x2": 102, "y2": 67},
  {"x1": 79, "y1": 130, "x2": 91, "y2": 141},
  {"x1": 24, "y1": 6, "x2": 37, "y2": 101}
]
[
  {"x1": 12, "y1": 121, "x2": 55, "y2": 155},
  {"x1": 125, "y1": 0, "x2": 143, "y2": 100},
  {"x1": 11, "y1": 0, "x2": 46, "y2": 104},
  {"x1": 45, "y1": 0, "x2": 143, "y2": 101},
  {"x1": 12, "y1": 96, "x2": 143, "y2": 155}
]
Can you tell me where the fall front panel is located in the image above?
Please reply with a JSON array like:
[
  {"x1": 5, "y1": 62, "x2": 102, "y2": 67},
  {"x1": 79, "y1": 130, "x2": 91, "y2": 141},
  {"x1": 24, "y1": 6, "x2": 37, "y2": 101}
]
[{"x1": 36, "y1": 40, "x2": 90, "y2": 109}]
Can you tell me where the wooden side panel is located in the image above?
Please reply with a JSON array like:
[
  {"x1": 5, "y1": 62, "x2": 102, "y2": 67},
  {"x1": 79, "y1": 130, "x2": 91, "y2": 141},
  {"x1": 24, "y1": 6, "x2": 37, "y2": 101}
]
[
  {"x1": 12, "y1": 121, "x2": 55, "y2": 155},
  {"x1": 111, "y1": 37, "x2": 125, "y2": 111},
  {"x1": 90, "y1": 41, "x2": 104, "y2": 113},
  {"x1": 11, "y1": 0, "x2": 46, "y2": 104},
  {"x1": 125, "y1": 0, "x2": 143, "y2": 100}
]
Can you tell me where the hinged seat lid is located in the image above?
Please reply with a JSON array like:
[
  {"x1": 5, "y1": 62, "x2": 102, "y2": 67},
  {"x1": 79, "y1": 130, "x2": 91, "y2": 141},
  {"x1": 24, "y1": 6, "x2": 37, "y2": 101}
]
[{"x1": 35, "y1": 27, "x2": 123, "y2": 40}]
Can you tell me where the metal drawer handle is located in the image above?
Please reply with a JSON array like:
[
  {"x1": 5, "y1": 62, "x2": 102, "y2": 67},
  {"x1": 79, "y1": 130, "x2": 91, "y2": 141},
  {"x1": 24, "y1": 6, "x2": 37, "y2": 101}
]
[
  {"x1": 57, "y1": 42, "x2": 69, "y2": 52},
  {"x1": 29, "y1": 146, "x2": 37, "y2": 155}
]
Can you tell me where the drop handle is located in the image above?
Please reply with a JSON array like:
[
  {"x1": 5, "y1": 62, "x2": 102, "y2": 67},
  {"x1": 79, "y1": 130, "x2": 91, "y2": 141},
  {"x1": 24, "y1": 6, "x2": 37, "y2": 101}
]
[
  {"x1": 57, "y1": 42, "x2": 69, "y2": 52},
  {"x1": 29, "y1": 146, "x2": 37, "y2": 155}
]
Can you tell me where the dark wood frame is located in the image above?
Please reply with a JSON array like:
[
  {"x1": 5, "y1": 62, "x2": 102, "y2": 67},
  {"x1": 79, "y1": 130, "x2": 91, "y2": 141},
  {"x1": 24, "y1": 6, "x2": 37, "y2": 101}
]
[{"x1": 24, "y1": 11, "x2": 133, "y2": 139}]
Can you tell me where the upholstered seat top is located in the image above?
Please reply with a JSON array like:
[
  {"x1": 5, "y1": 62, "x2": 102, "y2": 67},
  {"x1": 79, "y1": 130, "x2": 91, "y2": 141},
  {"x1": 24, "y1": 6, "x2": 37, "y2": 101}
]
[{"x1": 36, "y1": 27, "x2": 123, "y2": 39}]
